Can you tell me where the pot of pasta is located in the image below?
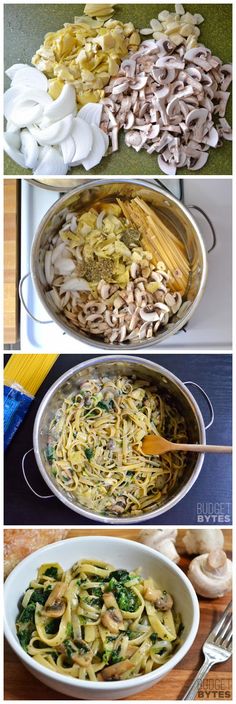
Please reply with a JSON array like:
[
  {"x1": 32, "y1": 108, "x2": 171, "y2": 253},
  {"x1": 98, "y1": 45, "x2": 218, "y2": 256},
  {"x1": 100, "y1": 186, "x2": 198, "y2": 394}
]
[
  {"x1": 33, "y1": 355, "x2": 206, "y2": 523},
  {"x1": 23, "y1": 179, "x2": 208, "y2": 349}
]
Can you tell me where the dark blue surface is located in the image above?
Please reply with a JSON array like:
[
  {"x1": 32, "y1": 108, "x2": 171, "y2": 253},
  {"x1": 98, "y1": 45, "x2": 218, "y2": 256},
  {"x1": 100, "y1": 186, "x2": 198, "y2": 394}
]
[{"x1": 4, "y1": 353, "x2": 232, "y2": 526}]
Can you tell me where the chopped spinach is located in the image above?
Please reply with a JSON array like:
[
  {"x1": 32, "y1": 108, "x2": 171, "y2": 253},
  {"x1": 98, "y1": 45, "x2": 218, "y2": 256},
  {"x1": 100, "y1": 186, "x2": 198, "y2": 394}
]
[
  {"x1": 17, "y1": 602, "x2": 36, "y2": 623},
  {"x1": 63, "y1": 639, "x2": 74, "y2": 659},
  {"x1": 29, "y1": 587, "x2": 52, "y2": 606},
  {"x1": 150, "y1": 633, "x2": 158, "y2": 644},
  {"x1": 97, "y1": 399, "x2": 114, "y2": 412},
  {"x1": 18, "y1": 625, "x2": 34, "y2": 652},
  {"x1": 108, "y1": 569, "x2": 130, "y2": 584},
  {"x1": 127, "y1": 630, "x2": 138, "y2": 640},
  {"x1": 46, "y1": 445, "x2": 55, "y2": 464},
  {"x1": 66, "y1": 622, "x2": 73, "y2": 638},
  {"x1": 44, "y1": 566, "x2": 58, "y2": 579},
  {"x1": 84, "y1": 448, "x2": 93, "y2": 461},
  {"x1": 45, "y1": 619, "x2": 60, "y2": 635},
  {"x1": 110, "y1": 647, "x2": 123, "y2": 664}
]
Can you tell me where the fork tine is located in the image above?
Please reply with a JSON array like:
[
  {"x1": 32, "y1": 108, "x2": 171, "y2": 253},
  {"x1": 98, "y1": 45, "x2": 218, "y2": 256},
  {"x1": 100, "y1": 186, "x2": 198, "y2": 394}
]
[
  {"x1": 210, "y1": 601, "x2": 232, "y2": 639},
  {"x1": 215, "y1": 614, "x2": 232, "y2": 643}
]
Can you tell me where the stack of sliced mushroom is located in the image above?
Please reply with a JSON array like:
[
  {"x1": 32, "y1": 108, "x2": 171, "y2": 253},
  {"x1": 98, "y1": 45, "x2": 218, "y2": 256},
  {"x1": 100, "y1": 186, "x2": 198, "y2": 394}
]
[{"x1": 100, "y1": 38, "x2": 232, "y2": 174}]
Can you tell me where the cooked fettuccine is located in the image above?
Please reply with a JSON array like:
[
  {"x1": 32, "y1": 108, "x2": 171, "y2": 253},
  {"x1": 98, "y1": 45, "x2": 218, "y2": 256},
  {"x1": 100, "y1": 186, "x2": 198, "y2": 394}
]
[
  {"x1": 16, "y1": 559, "x2": 183, "y2": 681},
  {"x1": 45, "y1": 374, "x2": 188, "y2": 517}
]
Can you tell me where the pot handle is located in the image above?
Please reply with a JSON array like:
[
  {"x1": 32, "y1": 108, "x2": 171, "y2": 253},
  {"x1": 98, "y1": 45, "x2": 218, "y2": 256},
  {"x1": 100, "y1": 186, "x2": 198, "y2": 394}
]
[
  {"x1": 184, "y1": 381, "x2": 214, "y2": 431},
  {"x1": 22, "y1": 448, "x2": 54, "y2": 499},
  {"x1": 187, "y1": 204, "x2": 216, "y2": 253},
  {"x1": 19, "y1": 273, "x2": 53, "y2": 324}
]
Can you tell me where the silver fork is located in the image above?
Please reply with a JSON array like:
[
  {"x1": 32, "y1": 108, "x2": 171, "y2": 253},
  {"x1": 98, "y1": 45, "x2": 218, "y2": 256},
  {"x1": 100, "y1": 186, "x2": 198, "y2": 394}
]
[{"x1": 183, "y1": 601, "x2": 232, "y2": 700}]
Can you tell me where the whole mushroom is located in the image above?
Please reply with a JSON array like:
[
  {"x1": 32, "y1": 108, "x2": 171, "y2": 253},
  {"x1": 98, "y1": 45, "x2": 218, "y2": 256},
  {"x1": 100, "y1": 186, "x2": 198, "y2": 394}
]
[
  {"x1": 182, "y1": 528, "x2": 224, "y2": 555},
  {"x1": 139, "y1": 528, "x2": 180, "y2": 563},
  {"x1": 187, "y1": 549, "x2": 232, "y2": 598}
]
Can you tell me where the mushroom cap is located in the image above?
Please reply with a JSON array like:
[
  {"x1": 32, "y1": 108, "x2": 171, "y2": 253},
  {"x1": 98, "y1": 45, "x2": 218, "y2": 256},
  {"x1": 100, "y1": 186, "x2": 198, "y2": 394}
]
[{"x1": 188, "y1": 550, "x2": 232, "y2": 598}]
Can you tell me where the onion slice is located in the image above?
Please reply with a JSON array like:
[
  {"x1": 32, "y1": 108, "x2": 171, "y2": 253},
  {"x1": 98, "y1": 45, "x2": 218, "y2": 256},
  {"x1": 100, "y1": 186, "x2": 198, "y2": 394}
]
[
  {"x1": 12, "y1": 66, "x2": 48, "y2": 91},
  {"x1": 34, "y1": 146, "x2": 68, "y2": 175},
  {"x1": 20, "y1": 129, "x2": 39, "y2": 169},
  {"x1": 70, "y1": 117, "x2": 93, "y2": 162},
  {"x1": 5, "y1": 63, "x2": 28, "y2": 80},
  {"x1": 3, "y1": 133, "x2": 26, "y2": 168},
  {"x1": 44, "y1": 84, "x2": 77, "y2": 121},
  {"x1": 29, "y1": 114, "x2": 73, "y2": 146},
  {"x1": 78, "y1": 102, "x2": 103, "y2": 125},
  {"x1": 60, "y1": 136, "x2": 76, "y2": 164},
  {"x1": 81, "y1": 124, "x2": 106, "y2": 170}
]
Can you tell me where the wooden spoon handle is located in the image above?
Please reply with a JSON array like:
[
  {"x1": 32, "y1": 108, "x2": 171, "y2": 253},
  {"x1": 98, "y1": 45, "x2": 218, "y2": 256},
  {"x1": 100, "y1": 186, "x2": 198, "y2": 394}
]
[{"x1": 173, "y1": 444, "x2": 232, "y2": 453}]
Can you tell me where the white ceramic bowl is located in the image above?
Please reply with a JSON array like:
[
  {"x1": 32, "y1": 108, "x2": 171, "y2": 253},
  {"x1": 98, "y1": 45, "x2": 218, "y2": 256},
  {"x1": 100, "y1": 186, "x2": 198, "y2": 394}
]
[{"x1": 4, "y1": 536, "x2": 199, "y2": 700}]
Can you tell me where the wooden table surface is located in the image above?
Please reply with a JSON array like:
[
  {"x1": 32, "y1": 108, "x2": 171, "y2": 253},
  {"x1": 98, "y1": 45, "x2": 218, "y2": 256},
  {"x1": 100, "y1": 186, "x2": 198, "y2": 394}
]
[
  {"x1": 4, "y1": 529, "x2": 232, "y2": 700},
  {"x1": 4, "y1": 179, "x2": 20, "y2": 344}
]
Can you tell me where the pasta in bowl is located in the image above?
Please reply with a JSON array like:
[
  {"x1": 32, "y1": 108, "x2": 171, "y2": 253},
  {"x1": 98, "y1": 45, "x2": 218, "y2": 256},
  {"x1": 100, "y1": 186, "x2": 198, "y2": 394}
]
[
  {"x1": 5, "y1": 536, "x2": 200, "y2": 699},
  {"x1": 16, "y1": 558, "x2": 182, "y2": 682}
]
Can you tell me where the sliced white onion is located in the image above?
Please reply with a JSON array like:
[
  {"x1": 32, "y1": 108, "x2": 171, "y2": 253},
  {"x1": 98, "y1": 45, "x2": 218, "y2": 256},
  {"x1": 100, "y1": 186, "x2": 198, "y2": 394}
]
[
  {"x1": 34, "y1": 146, "x2": 68, "y2": 175},
  {"x1": 12, "y1": 66, "x2": 48, "y2": 91},
  {"x1": 6, "y1": 119, "x2": 20, "y2": 133},
  {"x1": 10, "y1": 101, "x2": 43, "y2": 127},
  {"x1": 4, "y1": 87, "x2": 23, "y2": 120},
  {"x1": 4, "y1": 131, "x2": 21, "y2": 149},
  {"x1": 3, "y1": 133, "x2": 26, "y2": 168},
  {"x1": 70, "y1": 117, "x2": 93, "y2": 162},
  {"x1": 15, "y1": 88, "x2": 52, "y2": 107},
  {"x1": 29, "y1": 114, "x2": 73, "y2": 146},
  {"x1": 81, "y1": 124, "x2": 106, "y2": 170},
  {"x1": 4, "y1": 87, "x2": 52, "y2": 122},
  {"x1": 54, "y1": 259, "x2": 76, "y2": 275},
  {"x1": 78, "y1": 102, "x2": 103, "y2": 125},
  {"x1": 20, "y1": 129, "x2": 39, "y2": 169},
  {"x1": 44, "y1": 84, "x2": 76, "y2": 121},
  {"x1": 60, "y1": 278, "x2": 90, "y2": 293},
  {"x1": 60, "y1": 135, "x2": 76, "y2": 163},
  {"x1": 5, "y1": 63, "x2": 28, "y2": 80}
]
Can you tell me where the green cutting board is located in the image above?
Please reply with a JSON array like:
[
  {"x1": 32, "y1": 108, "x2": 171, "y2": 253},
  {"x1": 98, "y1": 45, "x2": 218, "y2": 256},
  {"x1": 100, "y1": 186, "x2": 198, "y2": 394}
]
[{"x1": 4, "y1": 3, "x2": 232, "y2": 176}]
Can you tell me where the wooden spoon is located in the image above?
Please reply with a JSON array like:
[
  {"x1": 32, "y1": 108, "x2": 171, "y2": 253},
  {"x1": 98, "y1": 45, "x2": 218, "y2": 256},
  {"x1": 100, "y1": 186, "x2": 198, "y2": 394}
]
[{"x1": 141, "y1": 434, "x2": 232, "y2": 456}]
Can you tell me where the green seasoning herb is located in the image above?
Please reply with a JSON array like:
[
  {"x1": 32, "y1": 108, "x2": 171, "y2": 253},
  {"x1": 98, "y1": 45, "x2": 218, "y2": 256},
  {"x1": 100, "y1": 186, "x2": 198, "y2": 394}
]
[
  {"x1": 44, "y1": 566, "x2": 58, "y2": 579},
  {"x1": 84, "y1": 448, "x2": 93, "y2": 461}
]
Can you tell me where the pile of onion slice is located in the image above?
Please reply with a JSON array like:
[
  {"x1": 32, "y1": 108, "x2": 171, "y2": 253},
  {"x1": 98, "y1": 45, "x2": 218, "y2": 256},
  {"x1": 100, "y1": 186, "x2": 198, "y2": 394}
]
[{"x1": 3, "y1": 64, "x2": 109, "y2": 174}]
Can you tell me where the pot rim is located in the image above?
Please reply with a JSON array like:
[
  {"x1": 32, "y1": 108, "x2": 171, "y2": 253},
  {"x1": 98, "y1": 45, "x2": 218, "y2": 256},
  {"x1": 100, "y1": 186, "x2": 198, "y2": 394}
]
[
  {"x1": 30, "y1": 178, "x2": 208, "y2": 350},
  {"x1": 33, "y1": 355, "x2": 206, "y2": 523}
]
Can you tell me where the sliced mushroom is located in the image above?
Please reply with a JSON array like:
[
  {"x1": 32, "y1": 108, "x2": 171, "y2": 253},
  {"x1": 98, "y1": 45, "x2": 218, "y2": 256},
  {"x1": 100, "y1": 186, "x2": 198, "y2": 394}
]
[
  {"x1": 71, "y1": 640, "x2": 93, "y2": 667},
  {"x1": 101, "y1": 608, "x2": 124, "y2": 634},
  {"x1": 155, "y1": 591, "x2": 174, "y2": 611},
  {"x1": 140, "y1": 308, "x2": 160, "y2": 322},
  {"x1": 101, "y1": 660, "x2": 133, "y2": 681},
  {"x1": 42, "y1": 582, "x2": 66, "y2": 617}
]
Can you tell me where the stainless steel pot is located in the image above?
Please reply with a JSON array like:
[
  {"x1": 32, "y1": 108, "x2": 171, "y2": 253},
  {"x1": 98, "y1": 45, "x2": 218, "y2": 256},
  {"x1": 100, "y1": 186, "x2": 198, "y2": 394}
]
[
  {"x1": 32, "y1": 356, "x2": 214, "y2": 524},
  {"x1": 20, "y1": 179, "x2": 208, "y2": 349}
]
